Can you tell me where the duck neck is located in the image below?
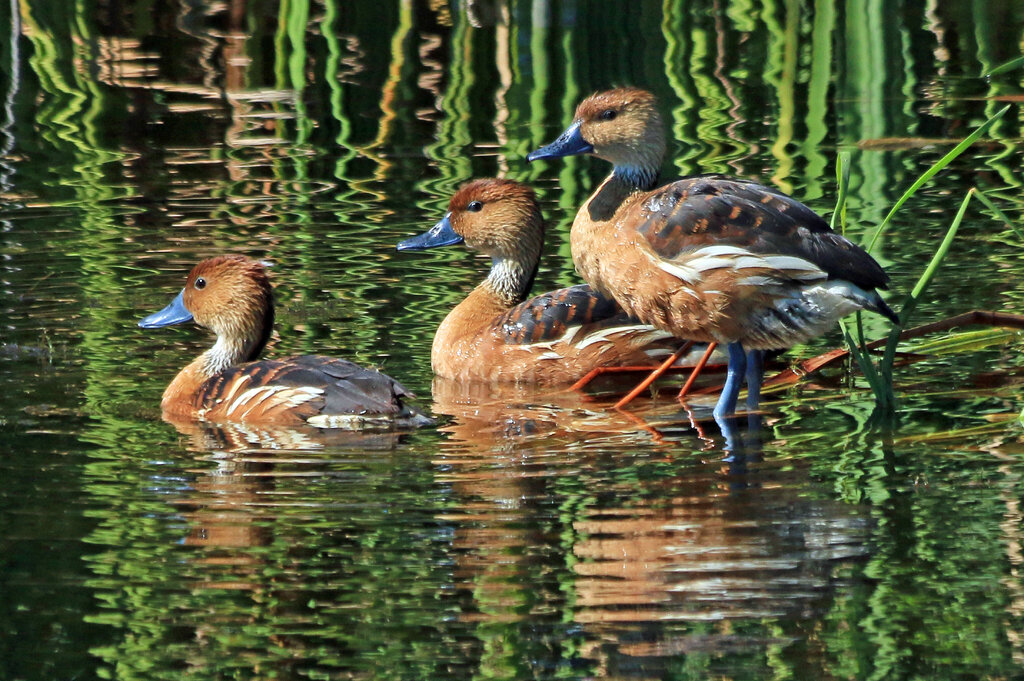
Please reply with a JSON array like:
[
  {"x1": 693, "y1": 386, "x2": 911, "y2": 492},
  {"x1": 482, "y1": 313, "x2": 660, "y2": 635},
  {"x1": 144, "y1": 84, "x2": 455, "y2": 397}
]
[
  {"x1": 200, "y1": 335, "x2": 256, "y2": 376},
  {"x1": 161, "y1": 309, "x2": 273, "y2": 411},
  {"x1": 586, "y1": 172, "x2": 649, "y2": 224},
  {"x1": 584, "y1": 153, "x2": 661, "y2": 224},
  {"x1": 483, "y1": 255, "x2": 538, "y2": 307},
  {"x1": 432, "y1": 255, "x2": 538, "y2": 370},
  {"x1": 611, "y1": 163, "x2": 659, "y2": 192},
  {"x1": 606, "y1": 129, "x2": 664, "y2": 192}
]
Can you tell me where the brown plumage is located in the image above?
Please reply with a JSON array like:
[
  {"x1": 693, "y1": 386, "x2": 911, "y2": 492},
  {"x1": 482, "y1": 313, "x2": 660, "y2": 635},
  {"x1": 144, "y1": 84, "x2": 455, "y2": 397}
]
[
  {"x1": 397, "y1": 178, "x2": 691, "y2": 384},
  {"x1": 530, "y1": 87, "x2": 898, "y2": 351},
  {"x1": 139, "y1": 255, "x2": 431, "y2": 429}
]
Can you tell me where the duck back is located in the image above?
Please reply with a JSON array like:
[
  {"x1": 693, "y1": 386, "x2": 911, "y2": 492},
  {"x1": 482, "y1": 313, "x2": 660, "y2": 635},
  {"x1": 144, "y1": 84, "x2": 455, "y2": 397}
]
[
  {"x1": 635, "y1": 176, "x2": 890, "y2": 292},
  {"x1": 434, "y1": 283, "x2": 682, "y2": 384},
  {"x1": 497, "y1": 284, "x2": 630, "y2": 344}
]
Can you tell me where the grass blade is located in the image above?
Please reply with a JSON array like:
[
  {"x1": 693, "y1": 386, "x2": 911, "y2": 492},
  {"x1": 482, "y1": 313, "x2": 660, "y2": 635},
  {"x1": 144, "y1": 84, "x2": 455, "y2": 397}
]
[
  {"x1": 880, "y1": 189, "x2": 976, "y2": 380},
  {"x1": 831, "y1": 151, "x2": 851, "y2": 233},
  {"x1": 863, "y1": 106, "x2": 1009, "y2": 253},
  {"x1": 974, "y1": 187, "x2": 1024, "y2": 243},
  {"x1": 907, "y1": 327, "x2": 1021, "y2": 355},
  {"x1": 985, "y1": 55, "x2": 1024, "y2": 76}
]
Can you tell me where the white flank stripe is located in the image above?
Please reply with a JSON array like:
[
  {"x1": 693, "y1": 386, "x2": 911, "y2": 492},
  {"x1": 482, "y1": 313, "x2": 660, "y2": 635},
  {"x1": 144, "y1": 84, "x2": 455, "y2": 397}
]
[
  {"x1": 627, "y1": 329, "x2": 675, "y2": 346},
  {"x1": 687, "y1": 245, "x2": 760, "y2": 272},
  {"x1": 226, "y1": 386, "x2": 274, "y2": 416},
  {"x1": 516, "y1": 326, "x2": 581, "y2": 353},
  {"x1": 658, "y1": 245, "x2": 826, "y2": 288},
  {"x1": 575, "y1": 324, "x2": 656, "y2": 349},
  {"x1": 688, "y1": 255, "x2": 736, "y2": 272},
  {"x1": 657, "y1": 260, "x2": 700, "y2": 284},
  {"x1": 556, "y1": 325, "x2": 581, "y2": 346},
  {"x1": 763, "y1": 255, "x2": 824, "y2": 277},
  {"x1": 736, "y1": 275, "x2": 776, "y2": 287},
  {"x1": 692, "y1": 245, "x2": 752, "y2": 257},
  {"x1": 307, "y1": 414, "x2": 392, "y2": 429},
  {"x1": 730, "y1": 255, "x2": 772, "y2": 270},
  {"x1": 219, "y1": 373, "x2": 252, "y2": 405},
  {"x1": 680, "y1": 287, "x2": 701, "y2": 300},
  {"x1": 285, "y1": 386, "x2": 324, "y2": 408},
  {"x1": 241, "y1": 387, "x2": 286, "y2": 418},
  {"x1": 307, "y1": 414, "x2": 362, "y2": 429}
]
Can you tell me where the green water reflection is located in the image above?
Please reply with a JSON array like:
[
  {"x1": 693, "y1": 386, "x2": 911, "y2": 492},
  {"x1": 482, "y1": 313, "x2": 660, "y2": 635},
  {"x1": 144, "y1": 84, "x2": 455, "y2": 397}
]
[{"x1": 2, "y1": 0, "x2": 1024, "y2": 679}]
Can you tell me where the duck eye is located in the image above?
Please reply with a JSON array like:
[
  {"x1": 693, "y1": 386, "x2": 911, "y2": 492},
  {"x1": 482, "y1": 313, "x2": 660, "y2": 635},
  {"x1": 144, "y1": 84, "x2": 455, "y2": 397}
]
[
  {"x1": 467, "y1": 201, "x2": 483, "y2": 212},
  {"x1": 598, "y1": 109, "x2": 617, "y2": 121},
  {"x1": 194, "y1": 277, "x2": 207, "y2": 290}
]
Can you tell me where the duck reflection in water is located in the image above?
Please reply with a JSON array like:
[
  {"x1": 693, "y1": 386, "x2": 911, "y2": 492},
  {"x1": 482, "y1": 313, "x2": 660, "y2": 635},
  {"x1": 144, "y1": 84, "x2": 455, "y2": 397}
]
[
  {"x1": 168, "y1": 416, "x2": 409, "y2": 454},
  {"x1": 431, "y1": 395, "x2": 870, "y2": 677},
  {"x1": 431, "y1": 371, "x2": 765, "y2": 460}
]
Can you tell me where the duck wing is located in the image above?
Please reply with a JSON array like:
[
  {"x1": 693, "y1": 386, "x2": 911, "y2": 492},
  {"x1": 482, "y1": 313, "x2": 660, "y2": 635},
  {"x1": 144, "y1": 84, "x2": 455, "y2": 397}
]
[
  {"x1": 635, "y1": 176, "x2": 890, "y2": 291},
  {"x1": 496, "y1": 284, "x2": 644, "y2": 345},
  {"x1": 193, "y1": 356, "x2": 431, "y2": 428}
]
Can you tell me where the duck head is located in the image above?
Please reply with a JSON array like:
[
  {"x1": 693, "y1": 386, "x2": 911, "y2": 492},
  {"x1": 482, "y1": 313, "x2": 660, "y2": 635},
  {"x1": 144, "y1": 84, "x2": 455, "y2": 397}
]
[
  {"x1": 528, "y1": 87, "x2": 665, "y2": 188},
  {"x1": 399, "y1": 178, "x2": 542, "y2": 258},
  {"x1": 140, "y1": 255, "x2": 274, "y2": 364},
  {"x1": 398, "y1": 178, "x2": 544, "y2": 304}
]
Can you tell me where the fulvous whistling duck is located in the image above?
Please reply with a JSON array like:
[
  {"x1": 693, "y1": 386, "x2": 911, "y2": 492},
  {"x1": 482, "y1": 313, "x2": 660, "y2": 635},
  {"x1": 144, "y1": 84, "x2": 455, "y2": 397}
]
[
  {"x1": 396, "y1": 178, "x2": 694, "y2": 384},
  {"x1": 528, "y1": 87, "x2": 898, "y2": 417},
  {"x1": 138, "y1": 255, "x2": 432, "y2": 429}
]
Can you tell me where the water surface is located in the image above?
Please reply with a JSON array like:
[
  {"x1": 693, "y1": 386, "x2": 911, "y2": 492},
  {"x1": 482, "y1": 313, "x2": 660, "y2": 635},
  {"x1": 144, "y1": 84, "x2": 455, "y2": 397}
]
[{"x1": 2, "y1": 1, "x2": 1024, "y2": 679}]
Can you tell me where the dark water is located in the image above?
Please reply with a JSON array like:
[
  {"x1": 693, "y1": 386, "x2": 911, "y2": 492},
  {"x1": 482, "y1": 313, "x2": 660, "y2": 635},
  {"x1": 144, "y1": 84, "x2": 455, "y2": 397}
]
[{"x1": 2, "y1": 1, "x2": 1024, "y2": 679}]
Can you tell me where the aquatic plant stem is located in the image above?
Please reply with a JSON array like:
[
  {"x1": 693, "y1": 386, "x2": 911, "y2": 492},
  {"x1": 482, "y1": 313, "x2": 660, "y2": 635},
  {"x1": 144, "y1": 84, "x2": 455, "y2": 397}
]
[{"x1": 877, "y1": 189, "x2": 976, "y2": 407}]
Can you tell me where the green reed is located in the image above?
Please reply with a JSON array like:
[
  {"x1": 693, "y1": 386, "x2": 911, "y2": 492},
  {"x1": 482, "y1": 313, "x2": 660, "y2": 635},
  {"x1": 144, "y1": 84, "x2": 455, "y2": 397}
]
[{"x1": 839, "y1": 104, "x2": 1012, "y2": 420}]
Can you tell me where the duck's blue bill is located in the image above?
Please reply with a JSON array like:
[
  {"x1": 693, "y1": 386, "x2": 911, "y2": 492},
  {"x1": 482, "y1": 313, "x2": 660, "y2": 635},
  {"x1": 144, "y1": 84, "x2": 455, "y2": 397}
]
[
  {"x1": 527, "y1": 121, "x2": 594, "y2": 161},
  {"x1": 138, "y1": 289, "x2": 193, "y2": 328},
  {"x1": 397, "y1": 214, "x2": 464, "y2": 251}
]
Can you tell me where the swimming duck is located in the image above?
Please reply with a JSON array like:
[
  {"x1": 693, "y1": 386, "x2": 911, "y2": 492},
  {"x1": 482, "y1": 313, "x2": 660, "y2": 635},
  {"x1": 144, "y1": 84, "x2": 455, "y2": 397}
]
[
  {"x1": 528, "y1": 87, "x2": 898, "y2": 417},
  {"x1": 138, "y1": 255, "x2": 432, "y2": 429},
  {"x1": 397, "y1": 178, "x2": 693, "y2": 384}
]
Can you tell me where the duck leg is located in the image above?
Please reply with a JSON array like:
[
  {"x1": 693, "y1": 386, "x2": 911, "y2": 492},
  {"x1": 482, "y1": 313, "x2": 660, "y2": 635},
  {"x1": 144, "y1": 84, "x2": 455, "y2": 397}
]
[
  {"x1": 677, "y1": 342, "x2": 717, "y2": 398},
  {"x1": 570, "y1": 360, "x2": 691, "y2": 392},
  {"x1": 713, "y1": 342, "x2": 747, "y2": 419},
  {"x1": 745, "y1": 349, "x2": 765, "y2": 412},
  {"x1": 612, "y1": 342, "x2": 693, "y2": 409}
]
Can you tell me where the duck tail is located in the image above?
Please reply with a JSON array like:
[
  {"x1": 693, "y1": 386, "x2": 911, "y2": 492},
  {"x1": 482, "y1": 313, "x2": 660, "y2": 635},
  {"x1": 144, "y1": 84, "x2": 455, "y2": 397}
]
[{"x1": 870, "y1": 292, "x2": 901, "y2": 325}]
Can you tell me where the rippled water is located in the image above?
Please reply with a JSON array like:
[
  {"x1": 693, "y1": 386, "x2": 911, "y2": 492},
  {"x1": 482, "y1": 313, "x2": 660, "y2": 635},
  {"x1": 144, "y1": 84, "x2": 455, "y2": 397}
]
[{"x1": 3, "y1": 1, "x2": 1024, "y2": 679}]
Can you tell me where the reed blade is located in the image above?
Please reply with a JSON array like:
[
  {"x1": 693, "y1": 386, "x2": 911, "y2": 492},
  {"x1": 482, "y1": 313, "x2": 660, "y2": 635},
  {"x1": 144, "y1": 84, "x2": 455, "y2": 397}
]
[{"x1": 862, "y1": 106, "x2": 1009, "y2": 253}]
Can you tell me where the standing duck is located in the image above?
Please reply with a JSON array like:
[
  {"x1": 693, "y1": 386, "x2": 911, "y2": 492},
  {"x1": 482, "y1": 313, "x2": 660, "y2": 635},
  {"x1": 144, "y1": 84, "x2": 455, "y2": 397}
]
[
  {"x1": 139, "y1": 255, "x2": 432, "y2": 429},
  {"x1": 528, "y1": 87, "x2": 898, "y2": 417},
  {"x1": 397, "y1": 178, "x2": 695, "y2": 385}
]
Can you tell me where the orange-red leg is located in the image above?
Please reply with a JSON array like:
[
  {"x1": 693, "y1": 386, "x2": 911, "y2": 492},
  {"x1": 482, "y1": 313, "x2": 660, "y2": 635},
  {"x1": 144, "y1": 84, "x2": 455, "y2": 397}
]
[
  {"x1": 613, "y1": 342, "x2": 694, "y2": 410},
  {"x1": 677, "y1": 342, "x2": 717, "y2": 399},
  {"x1": 570, "y1": 363, "x2": 688, "y2": 392}
]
